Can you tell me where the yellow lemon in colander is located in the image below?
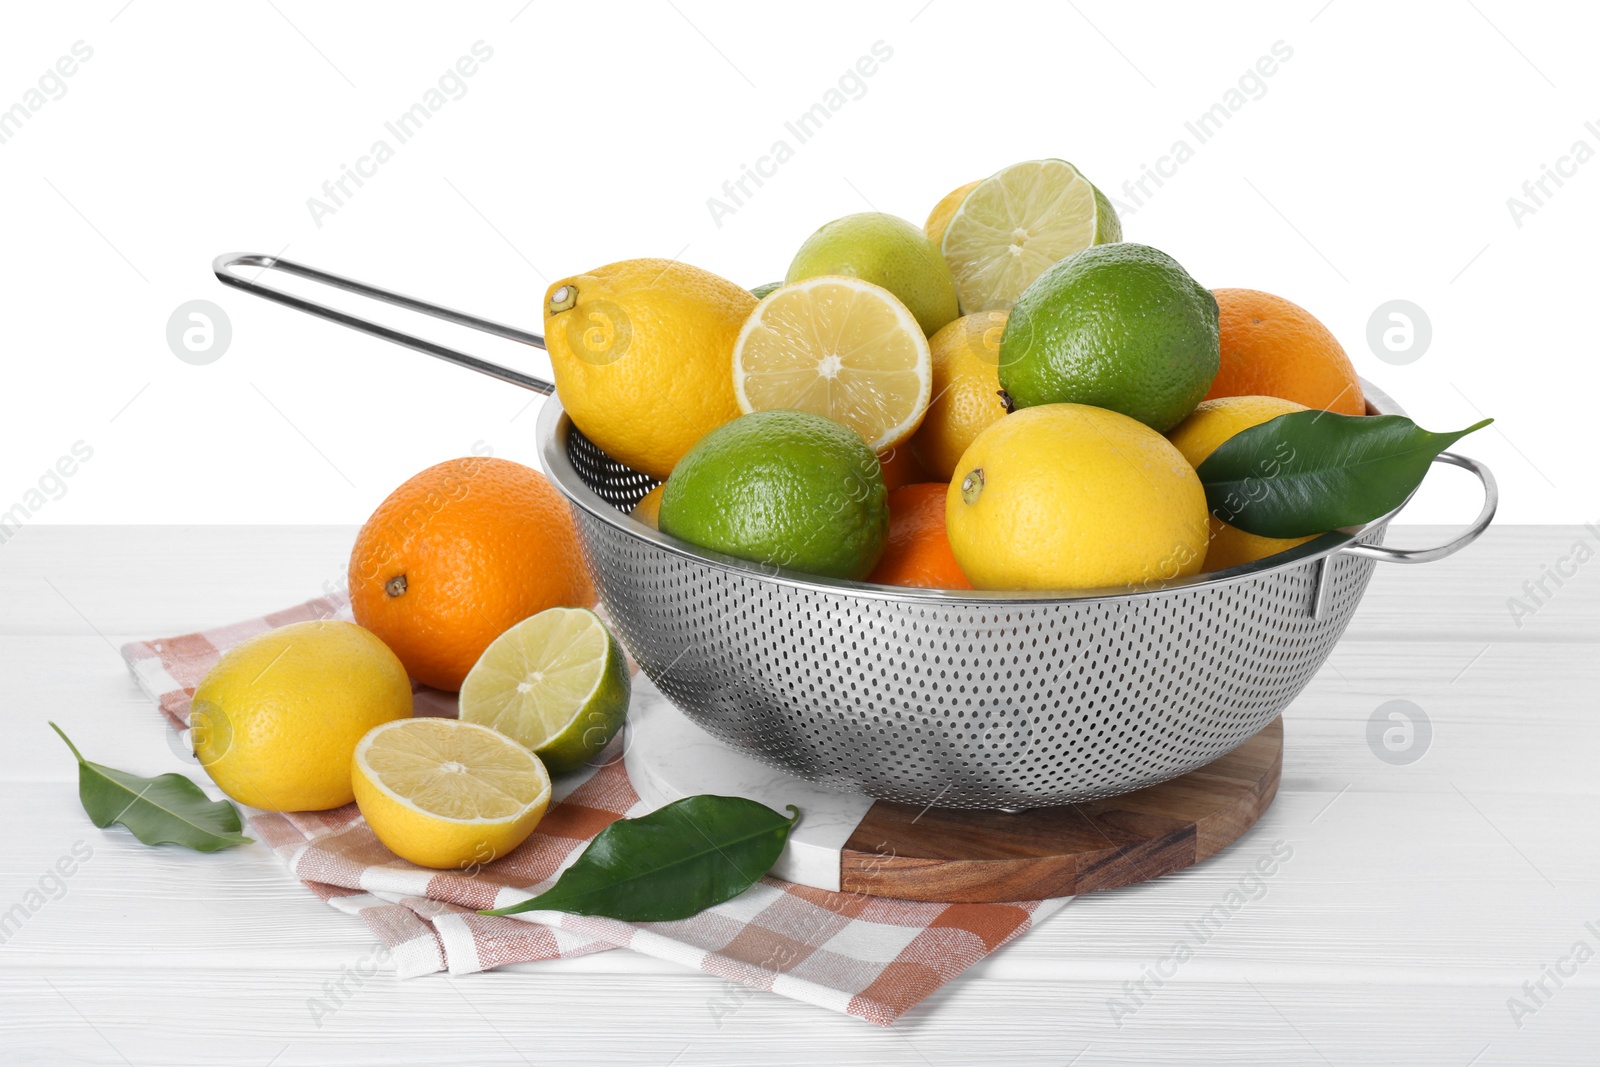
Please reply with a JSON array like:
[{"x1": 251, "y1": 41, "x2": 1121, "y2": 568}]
[{"x1": 543, "y1": 259, "x2": 755, "y2": 480}]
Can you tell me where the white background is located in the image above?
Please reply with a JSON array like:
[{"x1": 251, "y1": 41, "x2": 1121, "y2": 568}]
[{"x1": 2, "y1": 0, "x2": 1595, "y2": 527}]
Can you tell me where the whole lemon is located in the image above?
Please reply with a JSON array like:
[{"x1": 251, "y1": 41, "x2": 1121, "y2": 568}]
[
  {"x1": 923, "y1": 179, "x2": 981, "y2": 244},
  {"x1": 785, "y1": 213, "x2": 960, "y2": 336},
  {"x1": 190, "y1": 620, "x2": 413, "y2": 811},
  {"x1": 544, "y1": 259, "x2": 756, "y2": 480},
  {"x1": 631, "y1": 483, "x2": 665, "y2": 529},
  {"x1": 1167, "y1": 395, "x2": 1316, "y2": 571},
  {"x1": 946, "y1": 404, "x2": 1209, "y2": 590},
  {"x1": 909, "y1": 311, "x2": 1010, "y2": 480}
]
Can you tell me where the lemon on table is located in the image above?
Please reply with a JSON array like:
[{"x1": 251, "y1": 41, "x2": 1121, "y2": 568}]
[
  {"x1": 353, "y1": 718, "x2": 551, "y2": 870},
  {"x1": 909, "y1": 311, "x2": 1009, "y2": 480},
  {"x1": 1167, "y1": 395, "x2": 1317, "y2": 571},
  {"x1": 923, "y1": 179, "x2": 982, "y2": 244},
  {"x1": 544, "y1": 259, "x2": 756, "y2": 480},
  {"x1": 785, "y1": 213, "x2": 959, "y2": 336},
  {"x1": 190, "y1": 620, "x2": 412, "y2": 812},
  {"x1": 945, "y1": 404, "x2": 1209, "y2": 591},
  {"x1": 999, "y1": 243, "x2": 1219, "y2": 432},
  {"x1": 940, "y1": 159, "x2": 1121, "y2": 313},
  {"x1": 458, "y1": 607, "x2": 631, "y2": 775},
  {"x1": 733, "y1": 276, "x2": 932, "y2": 451},
  {"x1": 658, "y1": 409, "x2": 889, "y2": 580}
]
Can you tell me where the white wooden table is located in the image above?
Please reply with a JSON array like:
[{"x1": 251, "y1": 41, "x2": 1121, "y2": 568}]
[{"x1": 2, "y1": 525, "x2": 1595, "y2": 1065}]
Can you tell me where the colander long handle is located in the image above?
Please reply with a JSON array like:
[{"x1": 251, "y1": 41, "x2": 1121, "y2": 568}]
[
  {"x1": 1339, "y1": 451, "x2": 1498, "y2": 564},
  {"x1": 211, "y1": 253, "x2": 555, "y2": 395}
]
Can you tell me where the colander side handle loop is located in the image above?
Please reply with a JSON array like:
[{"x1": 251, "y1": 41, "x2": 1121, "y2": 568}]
[
  {"x1": 1339, "y1": 452, "x2": 1498, "y2": 564},
  {"x1": 211, "y1": 253, "x2": 555, "y2": 395}
]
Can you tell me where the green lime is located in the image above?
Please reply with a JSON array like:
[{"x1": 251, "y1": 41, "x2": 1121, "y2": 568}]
[
  {"x1": 785, "y1": 213, "x2": 959, "y2": 336},
  {"x1": 658, "y1": 410, "x2": 889, "y2": 580},
  {"x1": 457, "y1": 607, "x2": 630, "y2": 775},
  {"x1": 998, "y1": 243, "x2": 1219, "y2": 432},
  {"x1": 749, "y1": 281, "x2": 783, "y2": 299},
  {"x1": 940, "y1": 159, "x2": 1122, "y2": 314}
]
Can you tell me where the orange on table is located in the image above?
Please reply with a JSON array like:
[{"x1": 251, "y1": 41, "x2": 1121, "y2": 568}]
[
  {"x1": 1206, "y1": 289, "x2": 1366, "y2": 415},
  {"x1": 877, "y1": 446, "x2": 931, "y2": 493},
  {"x1": 867, "y1": 482, "x2": 973, "y2": 590},
  {"x1": 349, "y1": 457, "x2": 596, "y2": 692}
]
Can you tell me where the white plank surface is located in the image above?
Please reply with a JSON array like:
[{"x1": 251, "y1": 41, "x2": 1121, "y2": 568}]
[{"x1": 1, "y1": 525, "x2": 1596, "y2": 1065}]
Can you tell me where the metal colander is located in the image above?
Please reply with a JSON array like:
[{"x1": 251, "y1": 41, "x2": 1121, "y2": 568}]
[{"x1": 215, "y1": 253, "x2": 1498, "y2": 811}]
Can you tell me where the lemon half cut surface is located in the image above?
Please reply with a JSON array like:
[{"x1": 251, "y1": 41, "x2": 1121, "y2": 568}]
[
  {"x1": 732, "y1": 276, "x2": 932, "y2": 452},
  {"x1": 352, "y1": 717, "x2": 551, "y2": 870},
  {"x1": 940, "y1": 158, "x2": 1121, "y2": 313}
]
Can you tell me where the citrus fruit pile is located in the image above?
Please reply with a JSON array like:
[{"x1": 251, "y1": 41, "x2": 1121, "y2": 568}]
[
  {"x1": 182, "y1": 156, "x2": 1374, "y2": 869},
  {"x1": 542, "y1": 157, "x2": 1365, "y2": 591}
]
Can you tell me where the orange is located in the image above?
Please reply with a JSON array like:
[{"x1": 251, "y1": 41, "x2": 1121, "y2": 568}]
[
  {"x1": 877, "y1": 446, "x2": 931, "y2": 493},
  {"x1": 349, "y1": 458, "x2": 596, "y2": 691},
  {"x1": 1206, "y1": 289, "x2": 1365, "y2": 415},
  {"x1": 867, "y1": 483, "x2": 973, "y2": 590}
]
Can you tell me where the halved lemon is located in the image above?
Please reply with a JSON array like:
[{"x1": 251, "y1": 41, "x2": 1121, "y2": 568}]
[
  {"x1": 940, "y1": 158, "x2": 1121, "y2": 313},
  {"x1": 352, "y1": 717, "x2": 551, "y2": 870},
  {"x1": 458, "y1": 607, "x2": 630, "y2": 775},
  {"x1": 732, "y1": 276, "x2": 932, "y2": 451}
]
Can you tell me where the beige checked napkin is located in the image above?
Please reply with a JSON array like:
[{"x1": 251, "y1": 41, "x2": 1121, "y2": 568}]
[{"x1": 121, "y1": 594, "x2": 1064, "y2": 1025}]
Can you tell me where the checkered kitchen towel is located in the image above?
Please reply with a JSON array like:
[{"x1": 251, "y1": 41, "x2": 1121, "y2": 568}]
[{"x1": 120, "y1": 595, "x2": 1063, "y2": 1025}]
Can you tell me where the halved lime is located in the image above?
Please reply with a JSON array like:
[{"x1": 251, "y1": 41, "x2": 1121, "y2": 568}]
[
  {"x1": 940, "y1": 159, "x2": 1121, "y2": 314},
  {"x1": 458, "y1": 607, "x2": 631, "y2": 774}
]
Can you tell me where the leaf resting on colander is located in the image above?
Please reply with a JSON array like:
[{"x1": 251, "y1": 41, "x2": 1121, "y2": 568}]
[
  {"x1": 481, "y1": 795, "x2": 799, "y2": 922},
  {"x1": 1196, "y1": 411, "x2": 1492, "y2": 539}
]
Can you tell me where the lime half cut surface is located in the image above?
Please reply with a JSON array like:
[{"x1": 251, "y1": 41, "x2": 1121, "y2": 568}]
[
  {"x1": 458, "y1": 607, "x2": 631, "y2": 774},
  {"x1": 940, "y1": 158, "x2": 1121, "y2": 314}
]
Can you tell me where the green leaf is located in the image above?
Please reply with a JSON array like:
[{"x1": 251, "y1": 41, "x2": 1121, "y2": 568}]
[
  {"x1": 482, "y1": 795, "x2": 798, "y2": 922},
  {"x1": 1196, "y1": 411, "x2": 1492, "y2": 538},
  {"x1": 51, "y1": 722, "x2": 253, "y2": 852}
]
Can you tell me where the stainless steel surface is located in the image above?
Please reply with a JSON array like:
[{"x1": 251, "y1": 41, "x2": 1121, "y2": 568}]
[
  {"x1": 212, "y1": 253, "x2": 554, "y2": 394},
  {"x1": 1339, "y1": 452, "x2": 1497, "y2": 564},
  {"x1": 216, "y1": 252, "x2": 1500, "y2": 810}
]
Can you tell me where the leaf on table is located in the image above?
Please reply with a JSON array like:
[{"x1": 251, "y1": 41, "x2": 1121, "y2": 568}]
[
  {"x1": 482, "y1": 794, "x2": 799, "y2": 922},
  {"x1": 1196, "y1": 412, "x2": 1493, "y2": 538},
  {"x1": 50, "y1": 722, "x2": 253, "y2": 852}
]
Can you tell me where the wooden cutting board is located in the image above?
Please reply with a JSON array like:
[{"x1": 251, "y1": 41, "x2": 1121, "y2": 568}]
[{"x1": 839, "y1": 717, "x2": 1282, "y2": 903}]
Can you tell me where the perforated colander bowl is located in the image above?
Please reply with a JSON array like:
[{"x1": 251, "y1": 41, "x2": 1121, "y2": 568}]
[
  {"x1": 216, "y1": 253, "x2": 1498, "y2": 810},
  {"x1": 539, "y1": 390, "x2": 1494, "y2": 809}
]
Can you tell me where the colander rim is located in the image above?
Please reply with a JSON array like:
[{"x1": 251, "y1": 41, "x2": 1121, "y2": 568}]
[{"x1": 537, "y1": 378, "x2": 1408, "y2": 606}]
